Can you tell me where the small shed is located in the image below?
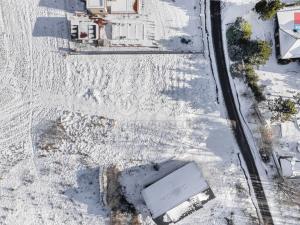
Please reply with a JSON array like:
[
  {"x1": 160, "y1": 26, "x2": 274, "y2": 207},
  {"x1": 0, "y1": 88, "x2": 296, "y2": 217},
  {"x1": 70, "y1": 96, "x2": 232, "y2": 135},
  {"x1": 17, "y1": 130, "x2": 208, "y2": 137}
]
[
  {"x1": 279, "y1": 157, "x2": 300, "y2": 178},
  {"x1": 141, "y1": 162, "x2": 214, "y2": 224}
]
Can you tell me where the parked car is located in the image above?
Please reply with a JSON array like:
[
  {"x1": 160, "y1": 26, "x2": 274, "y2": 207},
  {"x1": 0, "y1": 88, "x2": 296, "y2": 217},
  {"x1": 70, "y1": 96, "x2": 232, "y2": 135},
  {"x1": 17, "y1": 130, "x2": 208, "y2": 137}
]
[{"x1": 297, "y1": 141, "x2": 300, "y2": 153}]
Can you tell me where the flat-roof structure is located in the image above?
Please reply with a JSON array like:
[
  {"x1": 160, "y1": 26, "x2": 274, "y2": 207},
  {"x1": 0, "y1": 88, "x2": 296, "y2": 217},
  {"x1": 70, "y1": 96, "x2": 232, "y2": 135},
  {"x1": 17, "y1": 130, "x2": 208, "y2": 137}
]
[
  {"x1": 70, "y1": 16, "x2": 100, "y2": 42},
  {"x1": 112, "y1": 22, "x2": 144, "y2": 41},
  {"x1": 85, "y1": 0, "x2": 139, "y2": 15},
  {"x1": 277, "y1": 7, "x2": 300, "y2": 59},
  {"x1": 142, "y1": 162, "x2": 214, "y2": 224},
  {"x1": 280, "y1": 157, "x2": 300, "y2": 178}
]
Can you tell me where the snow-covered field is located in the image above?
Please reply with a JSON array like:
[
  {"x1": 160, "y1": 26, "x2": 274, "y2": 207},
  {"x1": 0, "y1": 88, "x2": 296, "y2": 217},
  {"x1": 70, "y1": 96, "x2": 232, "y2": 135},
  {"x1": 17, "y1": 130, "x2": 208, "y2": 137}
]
[
  {"x1": 0, "y1": 0, "x2": 260, "y2": 224},
  {"x1": 222, "y1": 0, "x2": 300, "y2": 224}
]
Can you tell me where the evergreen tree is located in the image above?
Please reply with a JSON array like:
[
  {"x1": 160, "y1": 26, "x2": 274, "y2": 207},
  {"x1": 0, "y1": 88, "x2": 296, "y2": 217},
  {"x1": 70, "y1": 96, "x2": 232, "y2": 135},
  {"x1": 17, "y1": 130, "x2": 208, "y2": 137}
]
[{"x1": 254, "y1": 0, "x2": 284, "y2": 20}]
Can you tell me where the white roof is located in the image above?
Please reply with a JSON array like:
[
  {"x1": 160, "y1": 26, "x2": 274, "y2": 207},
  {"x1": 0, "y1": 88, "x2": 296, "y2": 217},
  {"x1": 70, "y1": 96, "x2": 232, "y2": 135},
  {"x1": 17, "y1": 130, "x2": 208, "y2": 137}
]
[
  {"x1": 141, "y1": 162, "x2": 209, "y2": 219},
  {"x1": 70, "y1": 16, "x2": 99, "y2": 41},
  {"x1": 165, "y1": 192, "x2": 210, "y2": 222},
  {"x1": 280, "y1": 157, "x2": 300, "y2": 177},
  {"x1": 86, "y1": 0, "x2": 106, "y2": 9},
  {"x1": 107, "y1": 0, "x2": 138, "y2": 13},
  {"x1": 280, "y1": 158, "x2": 293, "y2": 177},
  {"x1": 112, "y1": 22, "x2": 144, "y2": 40},
  {"x1": 277, "y1": 7, "x2": 300, "y2": 59}
]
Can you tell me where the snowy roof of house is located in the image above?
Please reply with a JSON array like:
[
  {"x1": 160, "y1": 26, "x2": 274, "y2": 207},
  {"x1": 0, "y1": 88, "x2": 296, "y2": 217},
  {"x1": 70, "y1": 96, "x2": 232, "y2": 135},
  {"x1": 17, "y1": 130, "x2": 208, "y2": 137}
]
[
  {"x1": 277, "y1": 7, "x2": 300, "y2": 59},
  {"x1": 280, "y1": 157, "x2": 300, "y2": 177},
  {"x1": 107, "y1": 0, "x2": 139, "y2": 14},
  {"x1": 86, "y1": 0, "x2": 106, "y2": 9},
  {"x1": 141, "y1": 162, "x2": 209, "y2": 219}
]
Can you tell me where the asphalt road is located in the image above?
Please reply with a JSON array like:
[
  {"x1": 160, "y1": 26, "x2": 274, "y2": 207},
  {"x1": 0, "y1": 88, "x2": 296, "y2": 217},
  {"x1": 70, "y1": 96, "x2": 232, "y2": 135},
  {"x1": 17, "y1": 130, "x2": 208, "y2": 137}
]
[{"x1": 209, "y1": 1, "x2": 274, "y2": 224}]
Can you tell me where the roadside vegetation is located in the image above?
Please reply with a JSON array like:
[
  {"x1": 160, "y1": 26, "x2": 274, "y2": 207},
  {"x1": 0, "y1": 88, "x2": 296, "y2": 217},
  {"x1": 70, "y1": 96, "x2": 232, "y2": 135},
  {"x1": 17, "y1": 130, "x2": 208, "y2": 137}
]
[
  {"x1": 254, "y1": 0, "x2": 284, "y2": 20},
  {"x1": 268, "y1": 97, "x2": 298, "y2": 121},
  {"x1": 227, "y1": 17, "x2": 272, "y2": 102}
]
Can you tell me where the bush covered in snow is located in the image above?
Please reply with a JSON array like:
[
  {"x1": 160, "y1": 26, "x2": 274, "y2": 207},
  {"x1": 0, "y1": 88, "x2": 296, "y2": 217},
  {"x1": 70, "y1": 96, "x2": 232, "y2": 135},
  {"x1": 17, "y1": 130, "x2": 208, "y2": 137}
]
[
  {"x1": 254, "y1": 0, "x2": 284, "y2": 20},
  {"x1": 244, "y1": 40, "x2": 272, "y2": 65},
  {"x1": 226, "y1": 17, "x2": 252, "y2": 47}
]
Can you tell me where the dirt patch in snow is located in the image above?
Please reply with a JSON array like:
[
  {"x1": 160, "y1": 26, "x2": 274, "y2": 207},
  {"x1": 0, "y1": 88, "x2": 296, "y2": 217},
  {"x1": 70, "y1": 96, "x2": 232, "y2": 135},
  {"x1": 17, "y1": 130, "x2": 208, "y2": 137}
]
[
  {"x1": 36, "y1": 111, "x2": 115, "y2": 156},
  {"x1": 105, "y1": 165, "x2": 141, "y2": 225}
]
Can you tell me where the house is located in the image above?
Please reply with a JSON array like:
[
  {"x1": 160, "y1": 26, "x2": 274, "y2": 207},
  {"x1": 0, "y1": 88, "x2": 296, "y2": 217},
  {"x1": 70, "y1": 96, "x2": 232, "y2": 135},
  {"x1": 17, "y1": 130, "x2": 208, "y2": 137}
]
[
  {"x1": 276, "y1": 7, "x2": 300, "y2": 60},
  {"x1": 85, "y1": 0, "x2": 140, "y2": 15},
  {"x1": 141, "y1": 162, "x2": 214, "y2": 225},
  {"x1": 70, "y1": 15, "x2": 100, "y2": 42},
  {"x1": 279, "y1": 156, "x2": 300, "y2": 178}
]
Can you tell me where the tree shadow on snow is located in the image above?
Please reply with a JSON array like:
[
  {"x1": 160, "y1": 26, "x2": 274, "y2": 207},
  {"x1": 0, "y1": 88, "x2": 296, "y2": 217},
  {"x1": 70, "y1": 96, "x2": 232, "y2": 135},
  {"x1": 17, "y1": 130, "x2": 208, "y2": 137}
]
[
  {"x1": 38, "y1": 0, "x2": 85, "y2": 13},
  {"x1": 161, "y1": 55, "x2": 218, "y2": 114},
  {"x1": 64, "y1": 167, "x2": 106, "y2": 216}
]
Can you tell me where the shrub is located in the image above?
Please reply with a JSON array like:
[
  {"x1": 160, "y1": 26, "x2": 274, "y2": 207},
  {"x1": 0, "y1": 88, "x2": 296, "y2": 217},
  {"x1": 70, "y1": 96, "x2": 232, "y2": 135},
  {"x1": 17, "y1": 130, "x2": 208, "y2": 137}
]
[
  {"x1": 255, "y1": 0, "x2": 268, "y2": 17},
  {"x1": 226, "y1": 17, "x2": 252, "y2": 46},
  {"x1": 244, "y1": 40, "x2": 272, "y2": 65},
  {"x1": 254, "y1": 0, "x2": 284, "y2": 20},
  {"x1": 228, "y1": 45, "x2": 243, "y2": 61},
  {"x1": 240, "y1": 21, "x2": 252, "y2": 40},
  {"x1": 244, "y1": 64, "x2": 265, "y2": 102},
  {"x1": 230, "y1": 62, "x2": 244, "y2": 78},
  {"x1": 280, "y1": 99, "x2": 297, "y2": 114},
  {"x1": 270, "y1": 97, "x2": 298, "y2": 121}
]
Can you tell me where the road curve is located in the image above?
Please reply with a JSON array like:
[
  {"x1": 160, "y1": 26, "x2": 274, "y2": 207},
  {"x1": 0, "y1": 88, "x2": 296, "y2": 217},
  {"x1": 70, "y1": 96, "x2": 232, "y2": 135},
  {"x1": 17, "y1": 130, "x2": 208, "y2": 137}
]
[{"x1": 209, "y1": 1, "x2": 274, "y2": 225}]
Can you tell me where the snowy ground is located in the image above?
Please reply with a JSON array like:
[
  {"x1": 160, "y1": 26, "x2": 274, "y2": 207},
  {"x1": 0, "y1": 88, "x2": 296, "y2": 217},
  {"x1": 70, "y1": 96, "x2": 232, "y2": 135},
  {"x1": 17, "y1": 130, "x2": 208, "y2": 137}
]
[
  {"x1": 222, "y1": 0, "x2": 300, "y2": 224},
  {"x1": 0, "y1": 0, "x2": 260, "y2": 224}
]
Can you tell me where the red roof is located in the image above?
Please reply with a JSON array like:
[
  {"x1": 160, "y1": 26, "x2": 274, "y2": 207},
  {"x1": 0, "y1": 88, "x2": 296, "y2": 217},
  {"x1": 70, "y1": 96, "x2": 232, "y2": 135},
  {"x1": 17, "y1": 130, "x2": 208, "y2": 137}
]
[{"x1": 295, "y1": 12, "x2": 300, "y2": 24}]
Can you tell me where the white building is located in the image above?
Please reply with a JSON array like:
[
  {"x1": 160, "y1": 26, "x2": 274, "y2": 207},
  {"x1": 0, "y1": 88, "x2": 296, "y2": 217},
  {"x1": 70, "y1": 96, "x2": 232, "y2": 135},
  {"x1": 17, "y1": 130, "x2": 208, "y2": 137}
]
[
  {"x1": 276, "y1": 7, "x2": 300, "y2": 59},
  {"x1": 279, "y1": 157, "x2": 300, "y2": 178},
  {"x1": 70, "y1": 15, "x2": 100, "y2": 42},
  {"x1": 85, "y1": 0, "x2": 140, "y2": 15},
  {"x1": 141, "y1": 162, "x2": 214, "y2": 224}
]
